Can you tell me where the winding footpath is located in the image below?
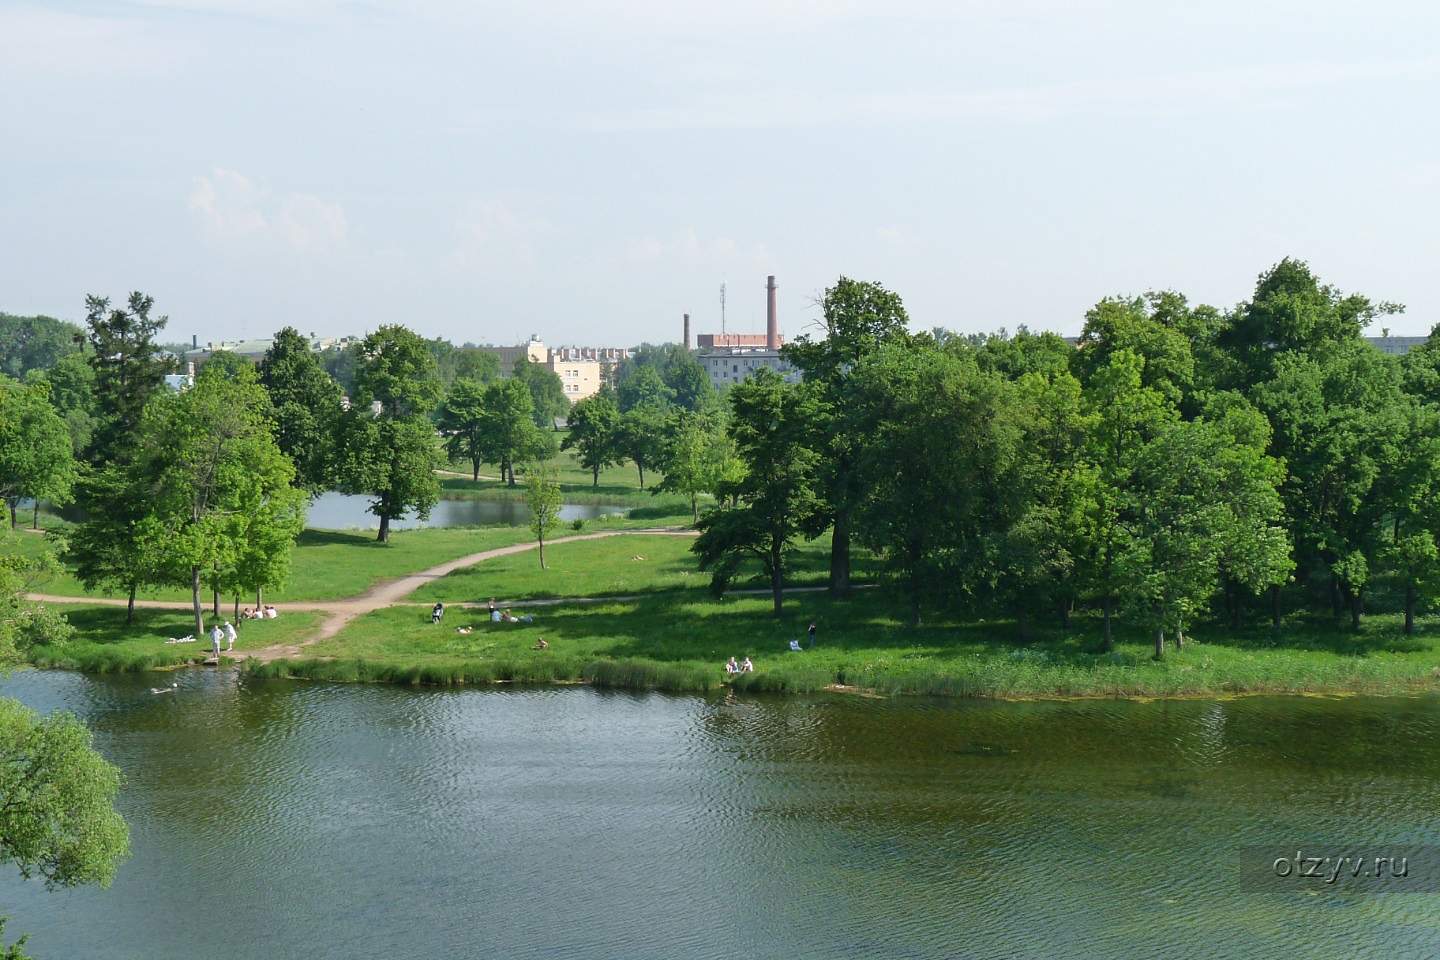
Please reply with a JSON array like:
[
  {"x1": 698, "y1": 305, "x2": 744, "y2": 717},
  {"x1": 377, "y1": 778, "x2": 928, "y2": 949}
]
[{"x1": 29, "y1": 529, "x2": 698, "y2": 664}]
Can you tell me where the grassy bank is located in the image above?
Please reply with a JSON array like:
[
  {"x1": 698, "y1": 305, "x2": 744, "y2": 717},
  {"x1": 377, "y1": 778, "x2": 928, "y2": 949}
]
[
  {"x1": 406, "y1": 532, "x2": 872, "y2": 603},
  {"x1": 249, "y1": 591, "x2": 1440, "y2": 698},
  {"x1": 17, "y1": 513, "x2": 692, "y2": 603},
  {"x1": 29, "y1": 605, "x2": 323, "y2": 673}
]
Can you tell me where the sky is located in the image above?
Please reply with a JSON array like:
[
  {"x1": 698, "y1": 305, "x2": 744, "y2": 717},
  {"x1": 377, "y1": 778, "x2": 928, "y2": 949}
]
[{"x1": 2, "y1": 0, "x2": 1438, "y2": 347}]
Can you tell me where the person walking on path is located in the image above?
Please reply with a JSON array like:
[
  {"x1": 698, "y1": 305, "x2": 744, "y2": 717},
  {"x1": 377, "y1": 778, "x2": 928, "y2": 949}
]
[
  {"x1": 210, "y1": 624, "x2": 224, "y2": 660},
  {"x1": 224, "y1": 621, "x2": 238, "y2": 652}
]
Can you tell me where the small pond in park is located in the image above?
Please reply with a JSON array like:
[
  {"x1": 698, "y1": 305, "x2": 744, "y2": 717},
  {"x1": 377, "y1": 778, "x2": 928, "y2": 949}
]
[{"x1": 305, "y1": 492, "x2": 628, "y2": 529}]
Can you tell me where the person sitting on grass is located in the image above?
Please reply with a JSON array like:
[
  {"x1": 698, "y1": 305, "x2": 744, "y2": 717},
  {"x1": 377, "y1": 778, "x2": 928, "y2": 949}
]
[
  {"x1": 533, "y1": 637, "x2": 549, "y2": 650},
  {"x1": 788, "y1": 640, "x2": 802, "y2": 652},
  {"x1": 431, "y1": 602, "x2": 445, "y2": 624},
  {"x1": 741, "y1": 657, "x2": 754, "y2": 673},
  {"x1": 265, "y1": 605, "x2": 278, "y2": 619},
  {"x1": 456, "y1": 626, "x2": 473, "y2": 635},
  {"x1": 725, "y1": 657, "x2": 739, "y2": 676},
  {"x1": 242, "y1": 607, "x2": 255, "y2": 621},
  {"x1": 490, "y1": 606, "x2": 502, "y2": 623},
  {"x1": 503, "y1": 609, "x2": 521, "y2": 623}
]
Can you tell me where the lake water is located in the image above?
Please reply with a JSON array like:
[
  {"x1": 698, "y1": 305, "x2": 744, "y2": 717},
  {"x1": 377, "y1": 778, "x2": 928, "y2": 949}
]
[
  {"x1": 3, "y1": 669, "x2": 1439, "y2": 959},
  {"x1": 306, "y1": 492, "x2": 626, "y2": 530}
]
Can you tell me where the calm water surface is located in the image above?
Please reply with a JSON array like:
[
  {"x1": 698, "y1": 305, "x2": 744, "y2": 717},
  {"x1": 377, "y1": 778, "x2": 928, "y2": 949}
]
[
  {"x1": 306, "y1": 492, "x2": 626, "y2": 529},
  {"x1": 2, "y1": 670, "x2": 1439, "y2": 959}
]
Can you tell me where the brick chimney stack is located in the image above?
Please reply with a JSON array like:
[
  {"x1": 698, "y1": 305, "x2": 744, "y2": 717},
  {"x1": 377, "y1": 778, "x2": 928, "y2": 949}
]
[
  {"x1": 766, "y1": 275, "x2": 778, "y2": 350},
  {"x1": 683, "y1": 313, "x2": 691, "y2": 351}
]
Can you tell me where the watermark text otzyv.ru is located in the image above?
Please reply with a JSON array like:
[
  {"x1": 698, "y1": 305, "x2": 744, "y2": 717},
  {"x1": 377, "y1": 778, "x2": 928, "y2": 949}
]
[{"x1": 1242, "y1": 847, "x2": 1439, "y2": 890}]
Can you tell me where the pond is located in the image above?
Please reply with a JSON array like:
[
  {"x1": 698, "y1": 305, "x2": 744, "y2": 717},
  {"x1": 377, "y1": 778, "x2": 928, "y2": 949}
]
[
  {"x1": 2, "y1": 670, "x2": 1439, "y2": 959},
  {"x1": 306, "y1": 492, "x2": 627, "y2": 530}
]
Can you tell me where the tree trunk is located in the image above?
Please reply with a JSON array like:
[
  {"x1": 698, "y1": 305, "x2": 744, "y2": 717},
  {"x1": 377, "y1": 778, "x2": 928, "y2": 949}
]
[
  {"x1": 769, "y1": 538, "x2": 783, "y2": 617},
  {"x1": 7, "y1": 501, "x2": 14, "y2": 530},
  {"x1": 257, "y1": 586, "x2": 263, "y2": 608},
  {"x1": 690, "y1": 494, "x2": 697, "y2": 524},
  {"x1": 191, "y1": 566, "x2": 204, "y2": 639},
  {"x1": 538, "y1": 530, "x2": 547, "y2": 570},
  {"x1": 1174, "y1": 622, "x2": 1185, "y2": 651},
  {"x1": 126, "y1": 584, "x2": 137, "y2": 626},
  {"x1": 377, "y1": 513, "x2": 391, "y2": 543},
  {"x1": 637, "y1": 462, "x2": 646, "y2": 490},
  {"x1": 212, "y1": 581, "x2": 220, "y2": 619},
  {"x1": 829, "y1": 508, "x2": 852, "y2": 598},
  {"x1": 1350, "y1": 589, "x2": 1363, "y2": 631},
  {"x1": 234, "y1": 595, "x2": 241, "y2": 624},
  {"x1": 1153, "y1": 627, "x2": 1164, "y2": 660},
  {"x1": 32, "y1": 500, "x2": 39, "y2": 529},
  {"x1": 505, "y1": 461, "x2": 515, "y2": 487},
  {"x1": 472, "y1": 459, "x2": 480, "y2": 482},
  {"x1": 1405, "y1": 582, "x2": 1416, "y2": 635},
  {"x1": 1270, "y1": 584, "x2": 1281, "y2": 631},
  {"x1": 592, "y1": 465, "x2": 599, "y2": 488},
  {"x1": 1102, "y1": 596, "x2": 1114, "y2": 652}
]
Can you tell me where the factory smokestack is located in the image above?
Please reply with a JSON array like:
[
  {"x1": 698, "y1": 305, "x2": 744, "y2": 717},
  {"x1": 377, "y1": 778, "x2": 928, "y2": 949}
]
[
  {"x1": 683, "y1": 313, "x2": 691, "y2": 351},
  {"x1": 766, "y1": 275, "x2": 778, "y2": 350}
]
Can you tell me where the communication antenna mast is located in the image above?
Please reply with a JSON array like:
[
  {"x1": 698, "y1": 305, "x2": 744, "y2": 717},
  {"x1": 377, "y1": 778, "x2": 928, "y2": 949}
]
[{"x1": 719, "y1": 282, "x2": 727, "y2": 336}]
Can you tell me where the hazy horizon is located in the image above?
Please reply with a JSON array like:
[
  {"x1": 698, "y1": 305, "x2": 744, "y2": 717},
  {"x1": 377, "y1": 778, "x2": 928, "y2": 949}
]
[{"x1": 3, "y1": 1, "x2": 1437, "y2": 346}]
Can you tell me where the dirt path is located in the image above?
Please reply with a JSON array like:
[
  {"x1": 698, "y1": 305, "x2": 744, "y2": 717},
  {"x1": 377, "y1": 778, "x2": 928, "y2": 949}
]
[{"x1": 30, "y1": 529, "x2": 698, "y2": 663}]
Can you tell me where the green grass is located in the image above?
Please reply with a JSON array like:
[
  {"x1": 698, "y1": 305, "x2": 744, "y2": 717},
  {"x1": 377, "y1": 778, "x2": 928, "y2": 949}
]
[
  {"x1": 406, "y1": 532, "x2": 870, "y2": 603},
  {"x1": 255, "y1": 591, "x2": 1440, "y2": 699},
  {"x1": 17, "y1": 513, "x2": 693, "y2": 604},
  {"x1": 27, "y1": 604, "x2": 323, "y2": 673}
]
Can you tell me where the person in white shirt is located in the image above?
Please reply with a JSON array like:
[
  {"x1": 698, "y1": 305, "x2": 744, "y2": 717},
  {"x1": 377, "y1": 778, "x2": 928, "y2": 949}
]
[
  {"x1": 265, "y1": 606, "x2": 278, "y2": 619},
  {"x1": 224, "y1": 621, "x2": 238, "y2": 651},
  {"x1": 210, "y1": 625, "x2": 224, "y2": 659},
  {"x1": 725, "y1": 657, "x2": 739, "y2": 675},
  {"x1": 741, "y1": 657, "x2": 754, "y2": 673}
]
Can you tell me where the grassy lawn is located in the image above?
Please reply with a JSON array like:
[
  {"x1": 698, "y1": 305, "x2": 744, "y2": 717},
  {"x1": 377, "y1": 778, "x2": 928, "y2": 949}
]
[
  {"x1": 406, "y1": 532, "x2": 871, "y2": 603},
  {"x1": 443, "y1": 433, "x2": 692, "y2": 511},
  {"x1": 17, "y1": 512, "x2": 694, "y2": 604},
  {"x1": 254, "y1": 588, "x2": 1440, "y2": 699},
  {"x1": 28, "y1": 604, "x2": 324, "y2": 672}
]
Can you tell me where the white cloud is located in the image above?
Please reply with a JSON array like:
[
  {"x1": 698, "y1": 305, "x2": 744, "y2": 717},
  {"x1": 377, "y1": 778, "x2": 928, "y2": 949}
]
[
  {"x1": 188, "y1": 168, "x2": 348, "y2": 254},
  {"x1": 622, "y1": 228, "x2": 764, "y2": 267}
]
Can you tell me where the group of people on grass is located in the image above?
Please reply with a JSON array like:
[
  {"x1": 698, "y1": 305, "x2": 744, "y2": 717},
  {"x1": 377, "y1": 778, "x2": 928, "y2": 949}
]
[
  {"x1": 434, "y1": 598, "x2": 536, "y2": 633},
  {"x1": 725, "y1": 656, "x2": 754, "y2": 676},
  {"x1": 242, "y1": 605, "x2": 279, "y2": 621}
]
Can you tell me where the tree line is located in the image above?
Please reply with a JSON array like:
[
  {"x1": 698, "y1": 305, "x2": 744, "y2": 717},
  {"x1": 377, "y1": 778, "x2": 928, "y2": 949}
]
[{"x1": 696, "y1": 262, "x2": 1440, "y2": 657}]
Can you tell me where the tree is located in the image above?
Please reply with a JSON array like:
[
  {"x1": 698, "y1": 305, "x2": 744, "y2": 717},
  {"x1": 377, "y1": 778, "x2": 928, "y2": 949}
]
[
  {"x1": 1218, "y1": 257, "x2": 1398, "y2": 389},
  {"x1": 1252, "y1": 340, "x2": 1408, "y2": 628},
  {"x1": 525, "y1": 462, "x2": 562, "y2": 569},
  {"x1": 1117, "y1": 414, "x2": 1290, "y2": 658},
  {"x1": 449, "y1": 348, "x2": 501, "y2": 386},
  {"x1": 693, "y1": 371, "x2": 822, "y2": 615},
  {"x1": 616, "y1": 364, "x2": 675, "y2": 413},
  {"x1": 618, "y1": 402, "x2": 670, "y2": 490},
  {"x1": 665, "y1": 354, "x2": 715, "y2": 412},
  {"x1": 1072, "y1": 294, "x2": 1197, "y2": 407},
  {"x1": 476, "y1": 379, "x2": 543, "y2": 487},
  {"x1": 0, "y1": 378, "x2": 78, "y2": 529},
  {"x1": 222, "y1": 480, "x2": 307, "y2": 614},
  {"x1": 654, "y1": 412, "x2": 727, "y2": 522},
  {"x1": 66, "y1": 468, "x2": 167, "y2": 625},
  {"x1": 439, "y1": 378, "x2": 490, "y2": 481},
  {"x1": 257, "y1": 327, "x2": 342, "y2": 490},
  {"x1": 512, "y1": 357, "x2": 568, "y2": 429},
  {"x1": 1075, "y1": 350, "x2": 1176, "y2": 650},
  {"x1": 784, "y1": 277, "x2": 911, "y2": 598},
  {"x1": 561, "y1": 392, "x2": 623, "y2": 487},
  {"x1": 137, "y1": 366, "x2": 299, "y2": 637},
  {"x1": 82, "y1": 292, "x2": 170, "y2": 465},
  {"x1": 334, "y1": 326, "x2": 443, "y2": 542},
  {"x1": 0, "y1": 313, "x2": 83, "y2": 379},
  {"x1": 33, "y1": 353, "x2": 96, "y2": 458},
  {"x1": 0, "y1": 534, "x2": 130, "y2": 955}
]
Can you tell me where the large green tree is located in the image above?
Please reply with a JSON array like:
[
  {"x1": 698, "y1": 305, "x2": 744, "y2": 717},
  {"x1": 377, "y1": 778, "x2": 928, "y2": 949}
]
[
  {"x1": 525, "y1": 461, "x2": 563, "y2": 569},
  {"x1": 560, "y1": 392, "x2": 623, "y2": 487},
  {"x1": 257, "y1": 327, "x2": 343, "y2": 490},
  {"x1": 511, "y1": 357, "x2": 569, "y2": 429},
  {"x1": 137, "y1": 366, "x2": 299, "y2": 636},
  {"x1": 693, "y1": 371, "x2": 822, "y2": 616},
  {"x1": 783, "y1": 277, "x2": 910, "y2": 597},
  {"x1": 0, "y1": 314, "x2": 83, "y2": 379},
  {"x1": 618, "y1": 402, "x2": 670, "y2": 490},
  {"x1": 439, "y1": 378, "x2": 491, "y2": 481},
  {"x1": 0, "y1": 379, "x2": 78, "y2": 529},
  {"x1": 334, "y1": 326, "x2": 443, "y2": 542},
  {"x1": 476, "y1": 379, "x2": 544, "y2": 487}
]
